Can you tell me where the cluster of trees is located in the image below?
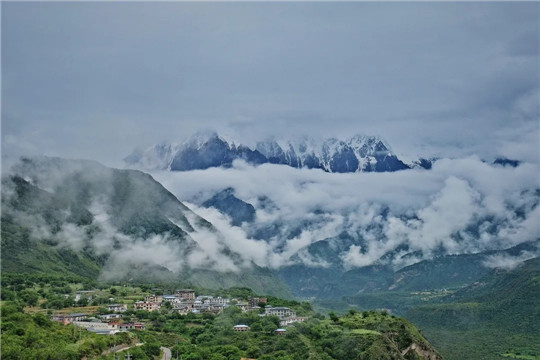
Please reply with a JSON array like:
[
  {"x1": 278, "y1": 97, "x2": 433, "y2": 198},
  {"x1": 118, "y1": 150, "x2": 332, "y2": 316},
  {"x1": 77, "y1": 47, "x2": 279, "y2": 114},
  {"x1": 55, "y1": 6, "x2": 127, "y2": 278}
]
[
  {"x1": 1, "y1": 273, "x2": 103, "y2": 309},
  {"x1": 0, "y1": 302, "x2": 133, "y2": 359},
  {"x1": 1, "y1": 297, "x2": 437, "y2": 360},
  {"x1": 114, "y1": 305, "x2": 438, "y2": 359}
]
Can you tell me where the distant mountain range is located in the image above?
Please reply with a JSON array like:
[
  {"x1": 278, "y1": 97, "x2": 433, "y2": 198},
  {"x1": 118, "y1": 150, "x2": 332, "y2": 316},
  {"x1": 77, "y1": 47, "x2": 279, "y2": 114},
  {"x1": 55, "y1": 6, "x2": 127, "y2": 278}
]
[{"x1": 124, "y1": 131, "x2": 433, "y2": 172}]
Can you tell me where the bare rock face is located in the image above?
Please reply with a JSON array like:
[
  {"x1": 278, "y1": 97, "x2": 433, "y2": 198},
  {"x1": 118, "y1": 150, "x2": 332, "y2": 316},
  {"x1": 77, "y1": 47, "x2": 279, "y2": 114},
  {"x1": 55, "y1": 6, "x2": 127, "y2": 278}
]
[{"x1": 402, "y1": 342, "x2": 444, "y2": 360}]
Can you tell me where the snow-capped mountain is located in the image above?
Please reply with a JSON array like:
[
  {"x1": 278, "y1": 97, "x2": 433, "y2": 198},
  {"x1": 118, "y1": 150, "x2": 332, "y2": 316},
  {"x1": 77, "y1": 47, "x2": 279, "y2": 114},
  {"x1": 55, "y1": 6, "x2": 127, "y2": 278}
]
[
  {"x1": 257, "y1": 135, "x2": 410, "y2": 172},
  {"x1": 125, "y1": 131, "x2": 428, "y2": 172},
  {"x1": 123, "y1": 142, "x2": 181, "y2": 171}
]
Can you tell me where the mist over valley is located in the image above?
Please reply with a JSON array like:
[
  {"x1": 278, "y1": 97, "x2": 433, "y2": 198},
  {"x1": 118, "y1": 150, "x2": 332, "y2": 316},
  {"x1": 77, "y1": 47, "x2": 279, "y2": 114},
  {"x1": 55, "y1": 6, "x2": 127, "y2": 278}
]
[{"x1": 2, "y1": 2, "x2": 539, "y2": 359}]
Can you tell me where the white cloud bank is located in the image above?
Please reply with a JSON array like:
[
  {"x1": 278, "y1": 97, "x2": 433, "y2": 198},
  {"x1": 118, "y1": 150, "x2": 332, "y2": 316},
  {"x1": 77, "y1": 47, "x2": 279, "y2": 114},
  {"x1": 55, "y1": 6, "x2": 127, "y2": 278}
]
[{"x1": 152, "y1": 156, "x2": 540, "y2": 270}]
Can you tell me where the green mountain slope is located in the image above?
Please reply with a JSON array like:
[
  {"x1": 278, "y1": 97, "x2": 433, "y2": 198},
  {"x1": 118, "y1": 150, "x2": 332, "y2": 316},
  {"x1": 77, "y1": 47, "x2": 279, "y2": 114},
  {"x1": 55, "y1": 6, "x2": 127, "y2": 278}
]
[
  {"x1": 1, "y1": 214, "x2": 103, "y2": 278},
  {"x1": 389, "y1": 241, "x2": 540, "y2": 292},
  {"x1": 1, "y1": 157, "x2": 290, "y2": 298},
  {"x1": 1, "y1": 266, "x2": 443, "y2": 360},
  {"x1": 311, "y1": 241, "x2": 538, "y2": 316},
  {"x1": 1, "y1": 176, "x2": 105, "y2": 277},
  {"x1": 279, "y1": 233, "x2": 538, "y2": 303},
  {"x1": 405, "y1": 257, "x2": 540, "y2": 360},
  {"x1": 1, "y1": 277, "x2": 443, "y2": 360}
]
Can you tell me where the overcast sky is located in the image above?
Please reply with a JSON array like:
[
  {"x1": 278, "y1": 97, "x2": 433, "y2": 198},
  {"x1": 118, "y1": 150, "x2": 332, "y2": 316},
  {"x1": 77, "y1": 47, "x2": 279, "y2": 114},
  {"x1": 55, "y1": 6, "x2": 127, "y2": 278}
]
[{"x1": 2, "y1": 2, "x2": 539, "y2": 167}]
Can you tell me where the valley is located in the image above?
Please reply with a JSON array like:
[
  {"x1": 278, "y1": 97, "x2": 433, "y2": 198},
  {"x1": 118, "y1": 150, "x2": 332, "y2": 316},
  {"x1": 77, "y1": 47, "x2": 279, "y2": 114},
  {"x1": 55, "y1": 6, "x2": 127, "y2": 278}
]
[
  {"x1": 3, "y1": 2, "x2": 538, "y2": 359},
  {"x1": 1, "y1": 155, "x2": 539, "y2": 359}
]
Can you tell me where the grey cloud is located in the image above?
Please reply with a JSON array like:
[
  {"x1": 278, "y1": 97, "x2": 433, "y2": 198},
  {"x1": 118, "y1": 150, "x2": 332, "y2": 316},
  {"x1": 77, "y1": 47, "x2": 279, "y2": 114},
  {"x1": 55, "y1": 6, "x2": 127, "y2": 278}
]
[
  {"x1": 2, "y1": 2, "x2": 538, "y2": 166},
  {"x1": 184, "y1": 203, "x2": 275, "y2": 268},
  {"x1": 482, "y1": 251, "x2": 539, "y2": 270},
  {"x1": 2, "y1": 1, "x2": 538, "y2": 271},
  {"x1": 506, "y1": 31, "x2": 540, "y2": 57}
]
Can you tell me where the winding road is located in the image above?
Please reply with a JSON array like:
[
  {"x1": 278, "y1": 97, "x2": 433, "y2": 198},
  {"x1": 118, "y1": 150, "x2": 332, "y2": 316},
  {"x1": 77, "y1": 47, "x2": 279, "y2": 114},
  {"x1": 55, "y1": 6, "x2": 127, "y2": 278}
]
[{"x1": 161, "y1": 346, "x2": 172, "y2": 360}]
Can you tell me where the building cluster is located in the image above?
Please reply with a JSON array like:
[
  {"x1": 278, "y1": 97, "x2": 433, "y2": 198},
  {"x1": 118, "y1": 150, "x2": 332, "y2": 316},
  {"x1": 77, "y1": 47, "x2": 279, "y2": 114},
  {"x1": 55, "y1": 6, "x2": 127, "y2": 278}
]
[
  {"x1": 51, "y1": 312, "x2": 145, "y2": 335},
  {"x1": 133, "y1": 290, "x2": 267, "y2": 316},
  {"x1": 233, "y1": 305, "x2": 308, "y2": 333},
  {"x1": 264, "y1": 306, "x2": 308, "y2": 327},
  {"x1": 52, "y1": 313, "x2": 89, "y2": 325},
  {"x1": 53, "y1": 288, "x2": 308, "y2": 336}
]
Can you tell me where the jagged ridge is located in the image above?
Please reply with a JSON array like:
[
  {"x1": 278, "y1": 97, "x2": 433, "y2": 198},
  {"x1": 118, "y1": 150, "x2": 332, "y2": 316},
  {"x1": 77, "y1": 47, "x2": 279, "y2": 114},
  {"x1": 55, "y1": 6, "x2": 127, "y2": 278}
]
[{"x1": 125, "y1": 132, "x2": 430, "y2": 173}]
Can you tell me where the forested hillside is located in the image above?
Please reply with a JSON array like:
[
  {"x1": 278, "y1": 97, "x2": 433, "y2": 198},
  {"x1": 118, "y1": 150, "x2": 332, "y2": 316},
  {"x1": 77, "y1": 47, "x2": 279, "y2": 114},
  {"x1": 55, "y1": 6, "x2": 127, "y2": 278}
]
[
  {"x1": 406, "y1": 258, "x2": 540, "y2": 360},
  {"x1": 0, "y1": 273, "x2": 443, "y2": 360}
]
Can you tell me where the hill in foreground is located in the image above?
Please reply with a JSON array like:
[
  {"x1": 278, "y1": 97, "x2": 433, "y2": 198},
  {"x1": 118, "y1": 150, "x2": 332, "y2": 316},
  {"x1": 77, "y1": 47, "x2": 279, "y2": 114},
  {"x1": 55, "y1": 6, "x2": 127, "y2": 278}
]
[{"x1": 1, "y1": 272, "x2": 443, "y2": 360}]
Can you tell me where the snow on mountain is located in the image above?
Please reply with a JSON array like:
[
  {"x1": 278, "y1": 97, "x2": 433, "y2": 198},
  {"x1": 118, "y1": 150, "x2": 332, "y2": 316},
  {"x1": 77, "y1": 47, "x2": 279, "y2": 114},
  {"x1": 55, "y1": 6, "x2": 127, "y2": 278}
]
[
  {"x1": 124, "y1": 132, "x2": 418, "y2": 173},
  {"x1": 124, "y1": 142, "x2": 180, "y2": 171}
]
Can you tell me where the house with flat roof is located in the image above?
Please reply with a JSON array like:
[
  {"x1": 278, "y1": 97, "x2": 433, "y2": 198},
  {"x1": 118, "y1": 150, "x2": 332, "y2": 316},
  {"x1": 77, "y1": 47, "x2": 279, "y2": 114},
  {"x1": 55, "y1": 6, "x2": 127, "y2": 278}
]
[
  {"x1": 144, "y1": 295, "x2": 163, "y2": 303},
  {"x1": 174, "y1": 289, "x2": 195, "y2": 300},
  {"x1": 100, "y1": 314, "x2": 123, "y2": 320},
  {"x1": 52, "y1": 313, "x2": 88, "y2": 325},
  {"x1": 265, "y1": 306, "x2": 296, "y2": 320},
  {"x1": 134, "y1": 301, "x2": 161, "y2": 312},
  {"x1": 233, "y1": 324, "x2": 250, "y2": 332},
  {"x1": 205, "y1": 296, "x2": 230, "y2": 305},
  {"x1": 107, "y1": 304, "x2": 127, "y2": 313},
  {"x1": 118, "y1": 322, "x2": 146, "y2": 331},
  {"x1": 162, "y1": 295, "x2": 182, "y2": 304},
  {"x1": 280, "y1": 316, "x2": 308, "y2": 327}
]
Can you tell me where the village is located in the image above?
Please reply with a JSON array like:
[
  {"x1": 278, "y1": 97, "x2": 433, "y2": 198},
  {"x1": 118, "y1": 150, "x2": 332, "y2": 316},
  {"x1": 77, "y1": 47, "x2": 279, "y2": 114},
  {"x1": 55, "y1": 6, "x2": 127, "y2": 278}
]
[{"x1": 51, "y1": 288, "x2": 308, "y2": 336}]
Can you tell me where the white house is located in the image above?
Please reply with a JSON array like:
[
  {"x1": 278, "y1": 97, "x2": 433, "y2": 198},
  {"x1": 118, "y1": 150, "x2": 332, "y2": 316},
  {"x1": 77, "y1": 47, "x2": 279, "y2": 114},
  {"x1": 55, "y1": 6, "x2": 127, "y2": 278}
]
[
  {"x1": 100, "y1": 314, "x2": 123, "y2": 320},
  {"x1": 107, "y1": 304, "x2": 127, "y2": 313},
  {"x1": 265, "y1": 307, "x2": 297, "y2": 320},
  {"x1": 206, "y1": 297, "x2": 230, "y2": 305},
  {"x1": 280, "y1": 316, "x2": 308, "y2": 327},
  {"x1": 162, "y1": 295, "x2": 182, "y2": 304}
]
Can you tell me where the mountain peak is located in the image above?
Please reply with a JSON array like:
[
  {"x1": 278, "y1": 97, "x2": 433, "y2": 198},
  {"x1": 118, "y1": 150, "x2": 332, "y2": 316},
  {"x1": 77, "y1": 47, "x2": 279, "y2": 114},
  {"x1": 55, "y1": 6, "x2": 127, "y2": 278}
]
[
  {"x1": 184, "y1": 130, "x2": 223, "y2": 149},
  {"x1": 125, "y1": 131, "x2": 421, "y2": 173}
]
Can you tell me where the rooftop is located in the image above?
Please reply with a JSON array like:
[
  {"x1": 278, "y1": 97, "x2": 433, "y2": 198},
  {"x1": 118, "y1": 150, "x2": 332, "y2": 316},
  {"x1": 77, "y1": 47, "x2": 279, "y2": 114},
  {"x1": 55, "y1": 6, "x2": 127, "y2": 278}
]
[{"x1": 69, "y1": 313, "x2": 88, "y2": 317}]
